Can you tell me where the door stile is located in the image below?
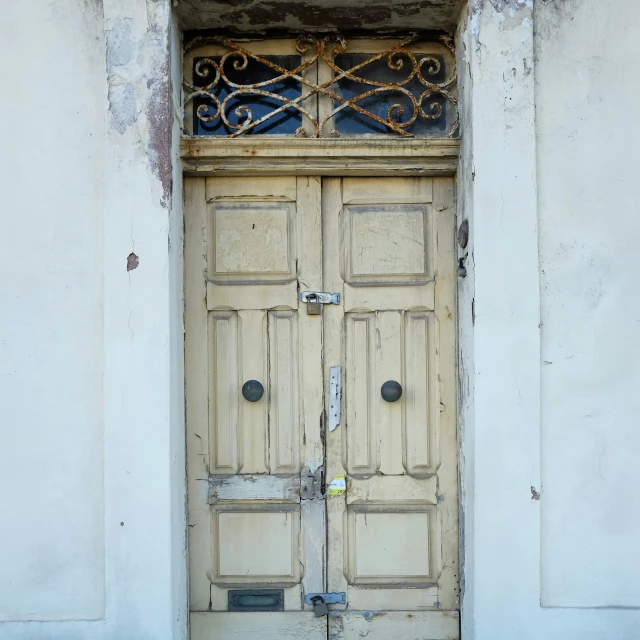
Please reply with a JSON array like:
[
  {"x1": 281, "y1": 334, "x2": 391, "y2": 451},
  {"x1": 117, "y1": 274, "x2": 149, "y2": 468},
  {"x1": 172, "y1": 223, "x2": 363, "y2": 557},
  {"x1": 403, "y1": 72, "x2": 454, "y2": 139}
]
[
  {"x1": 432, "y1": 177, "x2": 459, "y2": 610},
  {"x1": 322, "y1": 178, "x2": 350, "y2": 631},
  {"x1": 296, "y1": 177, "x2": 327, "y2": 609},
  {"x1": 185, "y1": 177, "x2": 213, "y2": 610}
]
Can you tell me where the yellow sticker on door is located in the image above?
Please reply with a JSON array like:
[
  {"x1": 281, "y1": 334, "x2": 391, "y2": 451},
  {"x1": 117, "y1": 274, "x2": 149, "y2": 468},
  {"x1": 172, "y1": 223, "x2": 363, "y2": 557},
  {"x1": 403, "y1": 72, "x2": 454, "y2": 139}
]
[{"x1": 327, "y1": 474, "x2": 346, "y2": 495}]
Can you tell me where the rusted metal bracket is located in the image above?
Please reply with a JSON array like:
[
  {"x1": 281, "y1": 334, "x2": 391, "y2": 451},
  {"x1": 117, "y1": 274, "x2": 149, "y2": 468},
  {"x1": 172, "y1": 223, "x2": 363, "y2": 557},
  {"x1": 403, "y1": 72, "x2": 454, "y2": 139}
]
[{"x1": 301, "y1": 467, "x2": 324, "y2": 500}]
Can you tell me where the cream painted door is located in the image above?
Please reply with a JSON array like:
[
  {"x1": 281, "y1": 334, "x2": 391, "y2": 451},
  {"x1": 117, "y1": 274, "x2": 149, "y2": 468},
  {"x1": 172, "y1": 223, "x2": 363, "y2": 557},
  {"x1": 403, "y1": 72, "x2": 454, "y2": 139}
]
[
  {"x1": 185, "y1": 176, "x2": 326, "y2": 640},
  {"x1": 323, "y1": 177, "x2": 459, "y2": 639},
  {"x1": 185, "y1": 175, "x2": 458, "y2": 640}
]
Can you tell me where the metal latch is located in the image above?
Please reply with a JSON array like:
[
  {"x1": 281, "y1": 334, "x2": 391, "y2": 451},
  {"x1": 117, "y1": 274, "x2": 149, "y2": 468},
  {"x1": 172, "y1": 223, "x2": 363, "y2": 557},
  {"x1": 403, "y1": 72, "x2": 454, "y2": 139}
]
[
  {"x1": 300, "y1": 291, "x2": 341, "y2": 305},
  {"x1": 306, "y1": 592, "x2": 346, "y2": 617},
  {"x1": 305, "y1": 592, "x2": 346, "y2": 605},
  {"x1": 306, "y1": 293, "x2": 322, "y2": 315},
  {"x1": 310, "y1": 595, "x2": 328, "y2": 617},
  {"x1": 301, "y1": 291, "x2": 340, "y2": 316}
]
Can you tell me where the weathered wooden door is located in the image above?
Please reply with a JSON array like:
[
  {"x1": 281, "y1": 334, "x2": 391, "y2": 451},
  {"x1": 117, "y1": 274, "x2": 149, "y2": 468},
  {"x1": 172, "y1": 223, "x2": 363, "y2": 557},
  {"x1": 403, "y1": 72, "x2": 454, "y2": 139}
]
[
  {"x1": 185, "y1": 176, "x2": 326, "y2": 639},
  {"x1": 323, "y1": 178, "x2": 459, "y2": 639},
  {"x1": 185, "y1": 175, "x2": 458, "y2": 640}
]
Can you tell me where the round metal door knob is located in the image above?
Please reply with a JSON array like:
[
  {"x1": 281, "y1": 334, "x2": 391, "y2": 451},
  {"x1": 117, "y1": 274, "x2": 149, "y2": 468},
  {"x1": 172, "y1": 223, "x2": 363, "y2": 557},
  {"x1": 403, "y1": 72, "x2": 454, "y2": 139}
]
[
  {"x1": 381, "y1": 380, "x2": 403, "y2": 402},
  {"x1": 242, "y1": 380, "x2": 264, "y2": 402}
]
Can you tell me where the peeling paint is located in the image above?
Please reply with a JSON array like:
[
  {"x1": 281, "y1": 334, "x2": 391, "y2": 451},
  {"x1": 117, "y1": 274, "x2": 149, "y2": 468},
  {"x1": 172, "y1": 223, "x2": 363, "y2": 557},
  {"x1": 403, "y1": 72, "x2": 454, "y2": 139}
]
[
  {"x1": 105, "y1": 19, "x2": 134, "y2": 69},
  {"x1": 176, "y1": 0, "x2": 464, "y2": 32},
  {"x1": 489, "y1": 0, "x2": 531, "y2": 12},
  {"x1": 105, "y1": 19, "x2": 139, "y2": 135},
  {"x1": 104, "y1": 4, "x2": 173, "y2": 208},
  {"x1": 147, "y1": 72, "x2": 173, "y2": 206},
  {"x1": 108, "y1": 81, "x2": 137, "y2": 134},
  {"x1": 127, "y1": 252, "x2": 139, "y2": 271},
  {"x1": 468, "y1": 0, "x2": 533, "y2": 38}
]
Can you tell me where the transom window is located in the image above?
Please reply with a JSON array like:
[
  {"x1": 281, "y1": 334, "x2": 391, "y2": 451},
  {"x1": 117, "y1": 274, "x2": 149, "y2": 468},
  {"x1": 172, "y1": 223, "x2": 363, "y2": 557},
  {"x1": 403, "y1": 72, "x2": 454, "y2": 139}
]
[{"x1": 183, "y1": 34, "x2": 458, "y2": 138}]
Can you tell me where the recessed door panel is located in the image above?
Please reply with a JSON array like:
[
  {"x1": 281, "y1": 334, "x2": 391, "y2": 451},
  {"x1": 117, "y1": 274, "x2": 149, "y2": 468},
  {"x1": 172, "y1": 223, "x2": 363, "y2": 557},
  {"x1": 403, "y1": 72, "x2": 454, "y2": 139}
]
[
  {"x1": 269, "y1": 311, "x2": 300, "y2": 474},
  {"x1": 345, "y1": 313, "x2": 377, "y2": 476},
  {"x1": 208, "y1": 311, "x2": 239, "y2": 473},
  {"x1": 345, "y1": 504, "x2": 435, "y2": 585},
  {"x1": 404, "y1": 312, "x2": 437, "y2": 476},
  {"x1": 213, "y1": 504, "x2": 300, "y2": 584},
  {"x1": 342, "y1": 203, "x2": 431, "y2": 285},
  {"x1": 210, "y1": 201, "x2": 295, "y2": 282}
]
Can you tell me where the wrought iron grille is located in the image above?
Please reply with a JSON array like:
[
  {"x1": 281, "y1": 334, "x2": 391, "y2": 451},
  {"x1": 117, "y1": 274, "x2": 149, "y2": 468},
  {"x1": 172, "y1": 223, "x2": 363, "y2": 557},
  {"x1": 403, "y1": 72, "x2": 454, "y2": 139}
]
[{"x1": 183, "y1": 34, "x2": 458, "y2": 138}]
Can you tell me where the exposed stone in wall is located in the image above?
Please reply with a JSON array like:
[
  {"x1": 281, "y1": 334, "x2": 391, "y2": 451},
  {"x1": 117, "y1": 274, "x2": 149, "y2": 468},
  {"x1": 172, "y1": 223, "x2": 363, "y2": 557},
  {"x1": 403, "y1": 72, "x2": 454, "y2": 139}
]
[
  {"x1": 488, "y1": 0, "x2": 530, "y2": 11},
  {"x1": 104, "y1": 1, "x2": 172, "y2": 207},
  {"x1": 467, "y1": 0, "x2": 533, "y2": 38}
]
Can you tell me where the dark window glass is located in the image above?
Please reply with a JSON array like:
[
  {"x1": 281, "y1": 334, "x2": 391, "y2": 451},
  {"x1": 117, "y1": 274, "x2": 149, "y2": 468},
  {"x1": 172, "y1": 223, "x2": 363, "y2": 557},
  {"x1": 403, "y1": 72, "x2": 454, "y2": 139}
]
[
  {"x1": 193, "y1": 55, "x2": 302, "y2": 135},
  {"x1": 333, "y1": 53, "x2": 448, "y2": 135}
]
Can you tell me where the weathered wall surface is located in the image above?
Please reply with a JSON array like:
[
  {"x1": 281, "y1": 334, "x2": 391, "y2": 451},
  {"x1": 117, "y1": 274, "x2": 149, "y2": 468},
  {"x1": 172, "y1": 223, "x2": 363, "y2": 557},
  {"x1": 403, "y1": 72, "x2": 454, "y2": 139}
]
[
  {"x1": 0, "y1": 0, "x2": 106, "y2": 622},
  {"x1": 0, "y1": 0, "x2": 186, "y2": 638},
  {"x1": 174, "y1": 0, "x2": 465, "y2": 32},
  {"x1": 459, "y1": 1, "x2": 640, "y2": 638},
  {"x1": 457, "y1": 2, "x2": 542, "y2": 639},
  {"x1": 535, "y1": 0, "x2": 640, "y2": 608}
]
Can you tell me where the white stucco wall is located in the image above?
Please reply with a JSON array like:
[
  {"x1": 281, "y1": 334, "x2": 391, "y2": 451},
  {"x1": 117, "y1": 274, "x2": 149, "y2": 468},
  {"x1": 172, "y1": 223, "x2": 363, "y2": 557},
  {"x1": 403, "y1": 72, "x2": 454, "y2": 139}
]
[
  {"x1": 536, "y1": 0, "x2": 640, "y2": 609},
  {"x1": 0, "y1": 0, "x2": 106, "y2": 623},
  {"x1": 0, "y1": 1, "x2": 186, "y2": 638},
  {"x1": 460, "y1": 0, "x2": 640, "y2": 638}
]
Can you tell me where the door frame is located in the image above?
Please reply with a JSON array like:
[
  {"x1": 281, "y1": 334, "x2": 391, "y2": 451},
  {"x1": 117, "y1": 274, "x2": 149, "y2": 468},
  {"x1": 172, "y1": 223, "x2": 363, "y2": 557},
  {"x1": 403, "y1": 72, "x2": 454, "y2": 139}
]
[
  {"x1": 181, "y1": 136, "x2": 462, "y2": 635},
  {"x1": 181, "y1": 138, "x2": 459, "y2": 178}
]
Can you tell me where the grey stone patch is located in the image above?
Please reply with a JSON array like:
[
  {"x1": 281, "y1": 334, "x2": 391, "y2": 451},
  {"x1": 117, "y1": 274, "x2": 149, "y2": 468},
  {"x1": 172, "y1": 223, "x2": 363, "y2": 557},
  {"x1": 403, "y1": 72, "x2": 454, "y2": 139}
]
[
  {"x1": 489, "y1": 0, "x2": 531, "y2": 11},
  {"x1": 106, "y1": 18, "x2": 134, "y2": 70},
  {"x1": 467, "y1": 0, "x2": 533, "y2": 37},
  {"x1": 108, "y1": 82, "x2": 137, "y2": 134}
]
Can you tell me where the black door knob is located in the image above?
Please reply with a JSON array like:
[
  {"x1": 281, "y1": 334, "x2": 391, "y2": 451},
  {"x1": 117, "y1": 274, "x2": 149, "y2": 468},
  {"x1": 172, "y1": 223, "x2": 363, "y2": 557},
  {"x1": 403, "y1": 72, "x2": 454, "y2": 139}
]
[
  {"x1": 242, "y1": 380, "x2": 264, "y2": 402},
  {"x1": 381, "y1": 380, "x2": 402, "y2": 402}
]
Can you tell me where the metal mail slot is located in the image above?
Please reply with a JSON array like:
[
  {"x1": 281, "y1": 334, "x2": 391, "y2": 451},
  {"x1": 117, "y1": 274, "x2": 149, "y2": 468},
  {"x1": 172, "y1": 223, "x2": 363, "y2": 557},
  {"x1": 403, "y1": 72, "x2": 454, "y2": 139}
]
[{"x1": 228, "y1": 589, "x2": 284, "y2": 612}]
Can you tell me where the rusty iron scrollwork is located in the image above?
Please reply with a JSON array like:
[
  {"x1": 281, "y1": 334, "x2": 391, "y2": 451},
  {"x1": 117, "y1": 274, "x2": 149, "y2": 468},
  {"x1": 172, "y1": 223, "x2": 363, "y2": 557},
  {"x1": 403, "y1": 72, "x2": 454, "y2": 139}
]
[{"x1": 184, "y1": 33, "x2": 458, "y2": 138}]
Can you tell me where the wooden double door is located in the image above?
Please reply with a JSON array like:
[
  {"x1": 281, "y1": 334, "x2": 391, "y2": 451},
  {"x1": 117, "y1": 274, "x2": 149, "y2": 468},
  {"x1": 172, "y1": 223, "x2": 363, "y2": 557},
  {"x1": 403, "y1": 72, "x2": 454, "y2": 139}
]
[{"x1": 185, "y1": 175, "x2": 458, "y2": 639}]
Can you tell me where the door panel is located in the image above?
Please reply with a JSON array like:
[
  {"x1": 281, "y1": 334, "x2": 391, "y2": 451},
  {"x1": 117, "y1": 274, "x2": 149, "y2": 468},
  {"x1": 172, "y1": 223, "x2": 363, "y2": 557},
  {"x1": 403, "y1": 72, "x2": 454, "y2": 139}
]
[
  {"x1": 190, "y1": 612, "x2": 327, "y2": 640},
  {"x1": 268, "y1": 310, "x2": 300, "y2": 474},
  {"x1": 337, "y1": 611, "x2": 459, "y2": 640},
  {"x1": 323, "y1": 177, "x2": 458, "y2": 639},
  {"x1": 345, "y1": 313, "x2": 377, "y2": 476},
  {"x1": 186, "y1": 175, "x2": 457, "y2": 640},
  {"x1": 237, "y1": 310, "x2": 268, "y2": 473},
  {"x1": 186, "y1": 176, "x2": 325, "y2": 639}
]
